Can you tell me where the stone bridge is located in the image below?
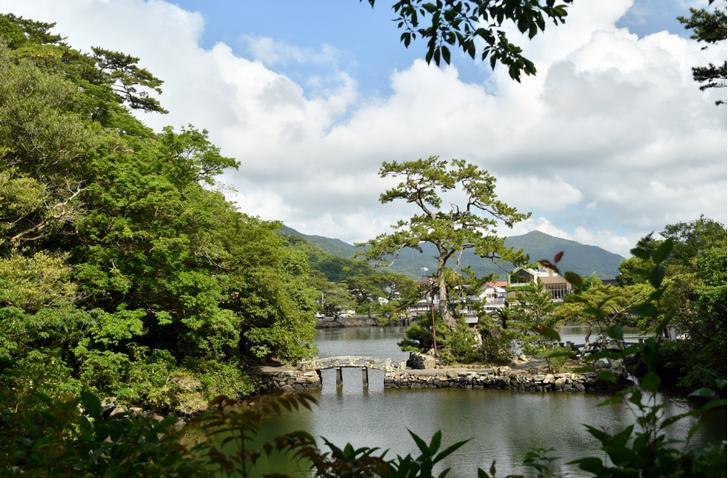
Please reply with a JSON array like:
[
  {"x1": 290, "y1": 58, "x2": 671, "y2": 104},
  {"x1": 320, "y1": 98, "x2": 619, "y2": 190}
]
[{"x1": 298, "y1": 356, "x2": 405, "y2": 387}]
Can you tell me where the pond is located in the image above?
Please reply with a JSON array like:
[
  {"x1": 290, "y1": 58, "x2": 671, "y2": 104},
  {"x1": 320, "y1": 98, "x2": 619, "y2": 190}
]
[{"x1": 245, "y1": 327, "x2": 724, "y2": 476}]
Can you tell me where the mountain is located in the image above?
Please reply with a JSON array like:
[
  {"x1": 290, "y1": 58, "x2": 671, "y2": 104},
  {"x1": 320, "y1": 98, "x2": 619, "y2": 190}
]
[
  {"x1": 280, "y1": 226, "x2": 358, "y2": 259},
  {"x1": 506, "y1": 231, "x2": 624, "y2": 278},
  {"x1": 281, "y1": 227, "x2": 625, "y2": 279}
]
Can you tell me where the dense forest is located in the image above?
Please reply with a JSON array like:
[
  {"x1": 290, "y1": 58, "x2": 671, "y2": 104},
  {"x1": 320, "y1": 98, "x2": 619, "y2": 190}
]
[
  {"x1": 0, "y1": 13, "x2": 320, "y2": 413},
  {"x1": 283, "y1": 232, "x2": 419, "y2": 321}
]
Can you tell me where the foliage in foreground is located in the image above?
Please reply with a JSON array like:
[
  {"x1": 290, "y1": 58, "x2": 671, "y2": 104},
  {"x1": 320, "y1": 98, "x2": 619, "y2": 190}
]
[
  {"x1": 364, "y1": 0, "x2": 573, "y2": 81},
  {"x1": 557, "y1": 216, "x2": 727, "y2": 392},
  {"x1": 2, "y1": 382, "x2": 724, "y2": 477},
  {"x1": 677, "y1": 0, "x2": 727, "y2": 103}
]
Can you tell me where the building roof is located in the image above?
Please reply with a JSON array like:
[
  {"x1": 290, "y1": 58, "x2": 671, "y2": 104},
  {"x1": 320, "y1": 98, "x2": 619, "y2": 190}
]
[
  {"x1": 540, "y1": 275, "x2": 569, "y2": 285},
  {"x1": 484, "y1": 281, "x2": 508, "y2": 288}
]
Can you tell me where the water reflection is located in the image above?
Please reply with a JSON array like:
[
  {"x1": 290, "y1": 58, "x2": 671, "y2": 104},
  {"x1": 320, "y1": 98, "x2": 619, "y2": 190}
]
[
  {"x1": 558, "y1": 324, "x2": 646, "y2": 345},
  {"x1": 315, "y1": 325, "x2": 647, "y2": 362},
  {"x1": 262, "y1": 386, "x2": 721, "y2": 477},
  {"x1": 315, "y1": 326, "x2": 409, "y2": 360}
]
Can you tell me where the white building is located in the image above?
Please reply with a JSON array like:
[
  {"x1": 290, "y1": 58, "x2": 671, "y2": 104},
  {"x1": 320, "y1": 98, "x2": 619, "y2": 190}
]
[{"x1": 508, "y1": 266, "x2": 573, "y2": 302}]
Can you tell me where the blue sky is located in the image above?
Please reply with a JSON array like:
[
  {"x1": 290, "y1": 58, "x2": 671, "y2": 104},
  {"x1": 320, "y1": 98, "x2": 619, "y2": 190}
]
[
  {"x1": 1, "y1": 0, "x2": 724, "y2": 257},
  {"x1": 169, "y1": 0, "x2": 694, "y2": 98}
]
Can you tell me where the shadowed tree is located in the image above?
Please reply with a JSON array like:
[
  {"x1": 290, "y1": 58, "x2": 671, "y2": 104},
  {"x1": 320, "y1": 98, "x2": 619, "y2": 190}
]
[
  {"x1": 364, "y1": 0, "x2": 573, "y2": 81},
  {"x1": 678, "y1": 0, "x2": 727, "y2": 104}
]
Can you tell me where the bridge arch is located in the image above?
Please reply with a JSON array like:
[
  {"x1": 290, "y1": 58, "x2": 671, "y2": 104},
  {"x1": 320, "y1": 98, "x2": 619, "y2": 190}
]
[{"x1": 299, "y1": 356, "x2": 404, "y2": 387}]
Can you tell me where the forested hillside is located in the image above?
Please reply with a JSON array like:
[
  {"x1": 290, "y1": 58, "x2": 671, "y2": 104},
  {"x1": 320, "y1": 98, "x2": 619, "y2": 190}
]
[
  {"x1": 282, "y1": 231, "x2": 418, "y2": 319},
  {"x1": 0, "y1": 14, "x2": 317, "y2": 413},
  {"x1": 282, "y1": 227, "x2": 624, "y2": 279}
]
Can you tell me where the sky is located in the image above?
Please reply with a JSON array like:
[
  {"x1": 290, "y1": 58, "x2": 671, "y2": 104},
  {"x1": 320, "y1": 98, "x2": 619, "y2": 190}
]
[{"x1": 0, "y1": 0, "x2": 725, "y2": 257}]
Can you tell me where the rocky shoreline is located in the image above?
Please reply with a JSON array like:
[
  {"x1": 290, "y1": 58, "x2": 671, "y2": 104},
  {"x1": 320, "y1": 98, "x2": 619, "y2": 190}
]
[
  {"x1": 382, "y1": 367, "x2": 617, "y2": 392},
  {"x1": 254, "y1": 366, "x2": 322, "y2": 393},
  {"x1": 100, "y1": 361, "x2": 621, "y2": 428},
  {"x1": 252, "y1": 363, "x2": 625, "y2": 394}
]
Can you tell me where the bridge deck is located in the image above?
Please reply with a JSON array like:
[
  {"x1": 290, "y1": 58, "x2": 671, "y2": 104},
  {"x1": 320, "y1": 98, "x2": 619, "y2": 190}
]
[{"x1": 299, "y1": 355, "x2": 403, "y2": 372}]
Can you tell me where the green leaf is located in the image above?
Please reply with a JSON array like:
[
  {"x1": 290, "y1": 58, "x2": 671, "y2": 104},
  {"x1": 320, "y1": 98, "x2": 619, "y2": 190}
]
[
  {"x1": 598, "y1": 395, "x2": 623, "y2": 407},
  {"x1": 630, "y1": 245, "x2": 651, "y2": 260},
  {"x1": 651, "y1": 238, "x2": 673, "y2": 264},
  {"x1": 630, "y1": 302, "x2": 657, "y2": 318},
  {"x1": 639, "y1": 372, "x2": 660, "y2": 392},
  {"x1": 659, "y1": 413, "x2": 691, "y2": 430},
  {"x1": 538, "y1": 326, "x2": 561, "y2": 341},
  {"x1": 423, "y1": 2, "x2": 437, "y2": 13},
  {"x1": 435, "y1": 438, "x2": 468, "y2": 462},
  {"x1": 688, "y1": 388, "x2": 715, "y2": 399},
  {"x1": 408, "y1": 429, "x2": 431, "y2": 456},
  {"x1": 597, "y1": 370, "x2": 618, "y2": 383},
  {"x1": 564, "y1": 271, "x2": 582, "y2": 289},
  {"x1": 606, "y1": 325, "x2": 623, "y2": 341},
  {"x1": 583, "y1": 425, "x2": 611, "y2": 444},
  {"x1": 649, "y1": 265, "x2": 665, "y2": 288},
  {"x1": 429, "y1": 430, "x2": 442, "y2": 453},
  {"x1": 80, "y1": 390, "x2": 102, "y2": 417},
  {"x1": 699, "y1": 399, "x2": 727, "y2": 413},
  {"x1": 442, "y1": 46, "x2": 451, "y2": 64}
]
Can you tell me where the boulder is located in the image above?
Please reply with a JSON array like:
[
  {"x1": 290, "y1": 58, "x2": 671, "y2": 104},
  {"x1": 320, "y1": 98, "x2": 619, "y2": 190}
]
[{"x1": 407, "y1": 351, "x2": 436, "y2": 369}]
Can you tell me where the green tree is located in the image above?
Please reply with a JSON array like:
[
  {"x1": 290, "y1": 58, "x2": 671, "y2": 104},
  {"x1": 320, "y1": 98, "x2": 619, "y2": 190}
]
[
  {"x1": 555, "y1": 283, "x2": 651, "y2": 348},
  {"x1": 616, "y1": 234, "x2": 659, "y2": 286},
  {"x1": 677, "y1": 0, "x2": 727, "y2": 104},
  {"x1": 604, "y1": 217, "x2": 725, "y2": 391},
  {"x1": 579, "y1": 272, "x2": 603, "y2": 292},
  {"x1": 362, "y1": 157, "x2": 528, "y2": 328},
  {"x1": 365, "y1": 0, "x2": 573, "y2": 81},
  {"x1": 312, "y1": 275, "x2": 356, "y2": 320},
  {"x1": 0, "y1": 13, "x2": 319, "y2": 410},
  {"x1": 660, "y1": 215, "x2": 727, "y2": 265},
  {"x1": 347, "y1": 273, "x2": 385, "y2": 316},
  {"x1": 507, "y1": 282, "x2": 559, "y2": 348}
]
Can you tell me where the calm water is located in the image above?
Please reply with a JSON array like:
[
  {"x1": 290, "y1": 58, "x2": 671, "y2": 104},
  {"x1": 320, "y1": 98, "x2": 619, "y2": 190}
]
[{"x1": 250, "y1": 327, "x2": 724, "y2": 477}]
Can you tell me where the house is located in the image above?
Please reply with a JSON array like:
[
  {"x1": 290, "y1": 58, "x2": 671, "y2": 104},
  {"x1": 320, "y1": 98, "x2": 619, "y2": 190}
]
[
  {"x1": 508, "y1": 266, "x2": 573, "y2": 302},
  {"x1": 406, "y1": 265, "x2": 573, "y2": 323},
  {"x1": 479, "y1": 281, "x2": 507, "y2": 312}
]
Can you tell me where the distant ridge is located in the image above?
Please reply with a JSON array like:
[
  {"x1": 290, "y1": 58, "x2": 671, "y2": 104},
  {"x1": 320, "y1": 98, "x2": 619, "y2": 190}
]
[
  {"x1": 280, "y1": 226, "x2": 624, "y2": 279},
  {"x1": 280, "y1": 226, "x2": 357, "y2": 259}
]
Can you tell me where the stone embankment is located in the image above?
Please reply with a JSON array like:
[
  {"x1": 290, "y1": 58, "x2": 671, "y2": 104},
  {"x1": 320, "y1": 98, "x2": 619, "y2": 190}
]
[
  {"x1": 253, "y1": 366, "x2": 321, "y2": 393},
  {"x1": 383, "y1": 367, "x2": 614, "y2": 392},
  {"x1": 252, "y1": 352, "x2": 626, "y2": 394}
]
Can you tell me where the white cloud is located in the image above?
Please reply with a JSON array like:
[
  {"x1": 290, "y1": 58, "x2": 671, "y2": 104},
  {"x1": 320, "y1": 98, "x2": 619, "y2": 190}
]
[
  {"x1": 241, "y1": 35, "x2": 341, "y2": 67},
  {"x1": 573, "y1": 227, "x2": 635, "y2": 258},
  {"x1": 496, "y1": 176, "x2": 583, "y2": 212},
  {"x1": 0, "y1": 0, "x2": 724, "y2": 257}
]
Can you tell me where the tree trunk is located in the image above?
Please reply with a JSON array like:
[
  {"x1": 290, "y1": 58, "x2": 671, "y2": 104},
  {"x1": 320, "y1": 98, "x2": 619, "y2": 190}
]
[{"x1": 437, "y1": 254, "x2": 456, "y2": 328}]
